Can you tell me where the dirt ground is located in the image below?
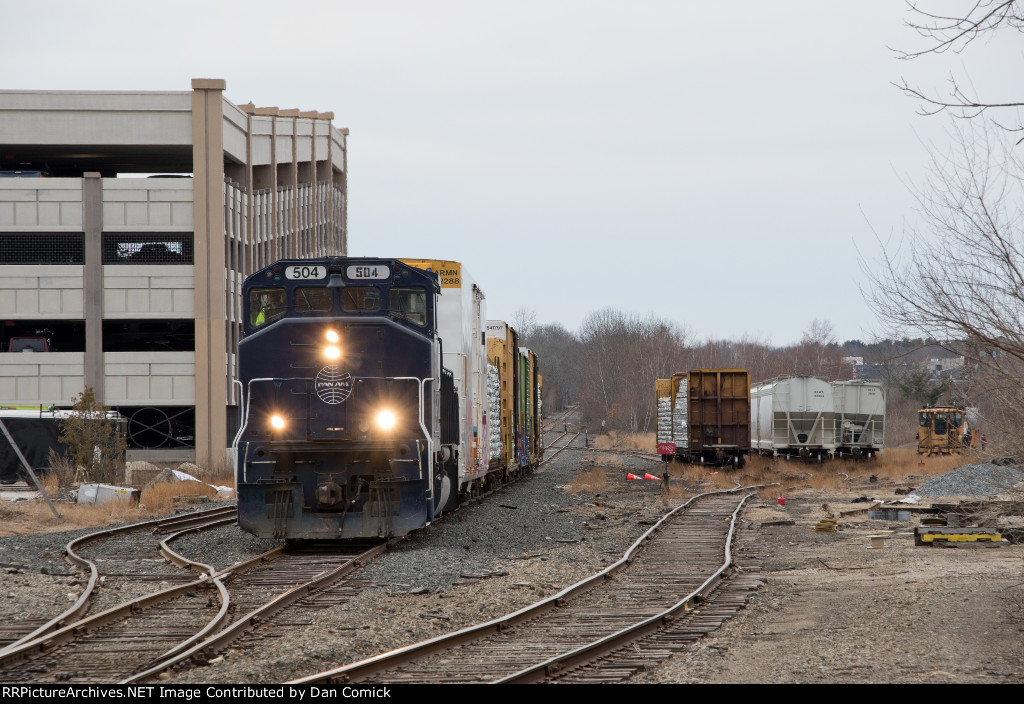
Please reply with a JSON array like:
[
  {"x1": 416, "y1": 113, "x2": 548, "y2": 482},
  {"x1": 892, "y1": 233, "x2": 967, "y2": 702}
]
[
  {"x1": 636, "y1": 485, "x2": 1024, "y2": 684},
  {"x1": 2, "y1": 450, "x2": 1022, "y2": 684}
]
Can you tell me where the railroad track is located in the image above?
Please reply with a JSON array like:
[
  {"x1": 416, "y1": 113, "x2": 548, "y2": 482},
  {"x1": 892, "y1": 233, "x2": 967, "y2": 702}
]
[
  {"x1": 539, "y1": 430, "x2": 581, "y2": 467},
  {"x1": 0, "y1": 504, "x2": 236, "y2": 655},
  {"x1": 576, "y1": 446, "x2": 664, "y2": 463},
  {"x1": 126, "y1": 540, "x2": 388, "y2": 683},
  {"x1": 541, "y1": 407, "x2": 576, "y2": 433},
  {"x1": 290, "y1": 487, "x2": 764, "y2": 685},
  {"x1": 0, "y1": 536, "x2": 387, "y2": 684}
]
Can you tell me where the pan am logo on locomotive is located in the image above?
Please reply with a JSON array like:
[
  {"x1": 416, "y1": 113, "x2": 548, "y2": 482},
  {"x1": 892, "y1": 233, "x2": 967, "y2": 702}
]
[{"x1": 315, "y1": 366, "x2": 354, "y2": 404}]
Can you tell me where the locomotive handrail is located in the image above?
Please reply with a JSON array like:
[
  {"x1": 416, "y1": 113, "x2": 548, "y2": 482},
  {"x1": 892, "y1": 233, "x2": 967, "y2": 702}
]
[
  {"x1": 230, "y1": 378, "x2": 244, "y2": 477},
  {"x1": 234, "y1": 377, "x2": 277, "y2": 483}
]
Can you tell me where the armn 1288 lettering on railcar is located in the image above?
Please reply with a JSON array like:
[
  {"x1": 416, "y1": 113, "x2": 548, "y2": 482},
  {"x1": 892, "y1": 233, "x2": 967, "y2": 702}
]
[{"x1": 233, "y1": 257, "x2": 541, "y2": 540}]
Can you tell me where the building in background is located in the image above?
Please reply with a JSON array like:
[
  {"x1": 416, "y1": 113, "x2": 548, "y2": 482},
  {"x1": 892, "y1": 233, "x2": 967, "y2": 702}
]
[{"x1": 0, "y1": 79, "x2": 348, "y2": 468}]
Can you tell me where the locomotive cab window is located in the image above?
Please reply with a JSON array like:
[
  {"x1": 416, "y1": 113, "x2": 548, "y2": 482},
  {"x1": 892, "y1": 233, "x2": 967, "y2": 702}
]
[
  {"x1": 342, "y1": 286, "x2": 382, "y2": 312},
  {"x1": 933, "y1": 414, "x2": 947, "y2": 435},
  {"x1": 919, "y1": 413, "x2": 930, "y2": 427},
  {"x1": 295, "y1": 287, "x2": 332, "y2": 314},
  {"x1": 389, "y1": 287, "x2": 427, "y2": 326},
  {"x1": 249, "y1": 288, "x2": 286, "y2": 328}
]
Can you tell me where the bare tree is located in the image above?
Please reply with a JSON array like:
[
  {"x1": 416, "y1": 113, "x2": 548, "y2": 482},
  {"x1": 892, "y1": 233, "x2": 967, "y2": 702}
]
[
  {"x1": 792, "y1": 319, "x2": 847, "y2": 379},
  {"x1": 894, "y1": 1, "x2": 1024, "y2": 132},
  {"x1": 577, "y1": 309, "x2": 691, "y2": 435},
  {"x1": 862, "y1": 122, "x2": 1024, "y2": 456},
  {"x1": 511, "y1": 307, "x2": 538, "y2": 343},
  {"x1": 526, "y1": 323, "x2": 582, "y2": 412}
]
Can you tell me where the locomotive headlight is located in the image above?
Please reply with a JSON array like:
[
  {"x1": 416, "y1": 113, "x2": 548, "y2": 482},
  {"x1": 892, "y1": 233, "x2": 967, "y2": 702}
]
[
  {"x1": 270, "y1": 414, "x2": 286, "y2": 430},
  {"x1": 325, "y1": 329, "x2": 340, "y2": 343},
  {"x1": 324, "y1": 345, "x2": 342, "y2": 361},
  {"x1": 376, "y1": 410, "x2": 397, "y2": 431}
]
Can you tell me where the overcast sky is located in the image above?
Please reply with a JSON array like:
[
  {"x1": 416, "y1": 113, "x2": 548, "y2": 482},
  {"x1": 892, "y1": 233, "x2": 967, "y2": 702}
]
[{"x1": 6, "y1": 1, "x2": 1020, "y2": 344}]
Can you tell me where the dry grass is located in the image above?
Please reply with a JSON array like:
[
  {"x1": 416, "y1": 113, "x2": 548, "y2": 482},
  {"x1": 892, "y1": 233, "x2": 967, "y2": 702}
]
[
  {"x1": 592, "y1": 431, "x2": 655, "y2": 451},
  {"x1": 756, "y1": 484, "x2": 780, "y2": 501},
  {"x1": 0, "y1": 465, "x2": 233, "y2": 537},
  {"x1": 646, "y1": 445, "x2": 977, "y2": 503},
  {"x1": 731, "y1": 446, "x2": 975, "y2": 497},
  {"x1": 569, "y1": 467, "x2": 612, "y2": 494},
  {"x1": 0, "y1": 499, "x2": 152, "y2": 535},
  {"x1": 140, "y1": 479, "x2": 219, "y2": 515},
  {"x1": 809, "y1": 471, "x2": 844, "y2": 491},
  {"x1": 869, "y1": 446, "x2": 962, "y2": 481}
]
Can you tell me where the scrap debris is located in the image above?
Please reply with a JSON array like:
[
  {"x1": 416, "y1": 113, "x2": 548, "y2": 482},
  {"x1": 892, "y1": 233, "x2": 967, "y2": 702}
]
[{"x1": 914, "y1": 527, "x2": 1002, "y2": 547}]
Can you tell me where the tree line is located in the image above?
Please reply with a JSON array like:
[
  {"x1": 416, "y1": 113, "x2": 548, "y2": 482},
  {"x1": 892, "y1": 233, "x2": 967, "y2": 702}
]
[{"x1": 517, "y1": 307, "x2": 988, "y2": 448}]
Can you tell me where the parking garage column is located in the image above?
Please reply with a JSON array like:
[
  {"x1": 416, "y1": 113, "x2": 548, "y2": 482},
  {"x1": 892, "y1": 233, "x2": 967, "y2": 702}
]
[
  {"x1": 191, "y1": 79, "x2": 228, "y2": 471},
  {"x1": 82, "y1": 172, "x2": 104, "y2": 400}
]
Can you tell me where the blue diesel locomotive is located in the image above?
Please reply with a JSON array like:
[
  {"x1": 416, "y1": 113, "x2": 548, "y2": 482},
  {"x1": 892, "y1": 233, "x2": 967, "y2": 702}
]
[{"x1": 234, "y1": 257, "x2": 463, "y2": 539}]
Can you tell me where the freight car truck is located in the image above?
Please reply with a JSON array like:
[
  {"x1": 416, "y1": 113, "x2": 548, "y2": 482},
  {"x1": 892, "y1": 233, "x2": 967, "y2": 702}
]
[{"x1": 656, "y1": 369, "x2": 750, "y2": 467}]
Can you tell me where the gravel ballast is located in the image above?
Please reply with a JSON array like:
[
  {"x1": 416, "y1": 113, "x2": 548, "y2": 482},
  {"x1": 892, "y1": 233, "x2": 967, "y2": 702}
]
[
  {"x1": 2, "y1": 446, "x2": 1022, "y2": 684},
  {"x1": 911, "y1": 462, "x2": 1024, "y2": 497}
]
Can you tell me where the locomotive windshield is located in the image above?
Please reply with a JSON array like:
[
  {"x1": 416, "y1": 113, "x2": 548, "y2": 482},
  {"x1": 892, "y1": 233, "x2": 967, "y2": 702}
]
[
  {"x1": 389, "y1": 287, "x2": 427, "y2": 326},
  {"x1": 342, "y1": 287, "x2": 382, "y2": 311},
  {"x1": 295, "y1": 287, "x2": 331, "y2": 313},
  {"x1": 919, "y1": 412, "x2": 929, "y2": 427},
  {"x1": 249, "y1": 288, "x2": 286, "y2": 328},
  {"x1": 933, "y1": 414, "x2": 947, "y2": 435},
  {"x1": 245, "y1": 263, "x2": 434, "y2": 332}
]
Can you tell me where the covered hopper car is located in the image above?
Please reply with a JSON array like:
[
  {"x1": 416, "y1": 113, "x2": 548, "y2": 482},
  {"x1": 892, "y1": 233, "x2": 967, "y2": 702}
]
[
  {"x1": 832, "y1": 380, "x2": 885, "y2": 458},
  {"x1": 751, "y1": 375, "x2": 836, "y2": 460}
]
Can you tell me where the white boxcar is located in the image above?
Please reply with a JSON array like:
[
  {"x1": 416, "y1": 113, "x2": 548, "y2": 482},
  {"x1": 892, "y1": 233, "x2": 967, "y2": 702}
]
[
  {"x1": 400, "y1": 259, "x2": 488, "y2": 488},
  {"x1": 750, "y1": 376, "x2": 836, "y2": 459},
  {"x1": 831, "y1": 380, "x2": 885, "y2": 457}
]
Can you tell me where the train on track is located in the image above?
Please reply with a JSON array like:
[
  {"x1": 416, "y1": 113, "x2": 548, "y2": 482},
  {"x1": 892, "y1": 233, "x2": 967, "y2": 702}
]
[
  {"x1": 234, "y1": 257, "x2": 541, "y2": 540},
  {"x1": 656, "y1": 369, "x2": 750, "y2": 467},
  {"x1": 657, "y1": 372, "x2": 886, "y2": 463}
]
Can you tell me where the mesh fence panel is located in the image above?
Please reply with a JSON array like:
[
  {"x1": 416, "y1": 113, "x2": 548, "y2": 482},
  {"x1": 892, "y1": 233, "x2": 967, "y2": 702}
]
[
  {"x1": 102, "y1": 233, "x2": 194, "y2": 264},
  {"x1": 0, "y1": 233, "x2": 84, "y2": 264}
]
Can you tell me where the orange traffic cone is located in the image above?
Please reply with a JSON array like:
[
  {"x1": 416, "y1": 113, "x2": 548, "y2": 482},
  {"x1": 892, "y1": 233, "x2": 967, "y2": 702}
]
[
  {"x1": 643, "y1": 473, "x2": 661, "y2": 481},
  {"x1": 626, "y1": 473, "x2": 640, "y2": 481}
]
